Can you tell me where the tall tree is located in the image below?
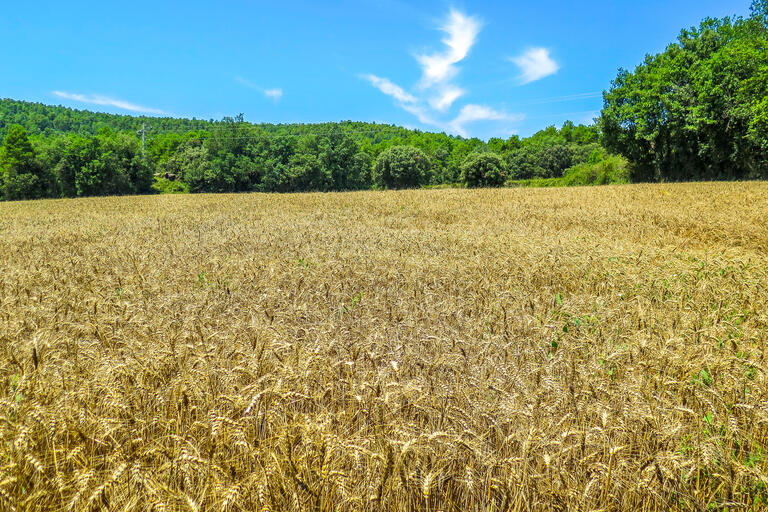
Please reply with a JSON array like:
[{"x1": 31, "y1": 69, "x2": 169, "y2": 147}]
[
  {"x1": 460, "y1": 152, "x2": 507, "y2": 187},
  {"x1": 0, "y1": 125, "x2": 46, "y2": 199},
  {"x1": 601, "y1": 8, "x2": 768, "y2": 181},
  {"x1": 373, "y1": 146, "x2": 431, "y2": 189}
]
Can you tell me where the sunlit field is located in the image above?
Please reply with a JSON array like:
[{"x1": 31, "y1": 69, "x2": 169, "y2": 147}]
[{"x1": 2, "y1": 183, "x2": 768, "y2": 511}]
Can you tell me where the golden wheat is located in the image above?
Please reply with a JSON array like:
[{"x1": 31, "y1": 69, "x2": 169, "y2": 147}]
[{"x1": 1, "y1": 182, "x2": 768, "y2": 511}]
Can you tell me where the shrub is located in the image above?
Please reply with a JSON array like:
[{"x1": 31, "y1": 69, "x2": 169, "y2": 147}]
[
  {"x1": 561, "y1": 155, "x2": 630, "y2": 186},
  {"x1": 373, "y1": 145, "x2": 430, "y2": 189},
  {"x1": 507, "y1": 154, "x2": 631, "y2": 188},
  {"x1": 505, "y1": 146, "x2": 546, "y2": 180},
  {"x1": 460, "y1": 152, "x2": 507, "y2": 187},
  {"x1": 536, "y1": 144, "x2": 574, "y2": 178},
  {"x1": 152, "y1": 177, "x2": 189, "y2": 194}
]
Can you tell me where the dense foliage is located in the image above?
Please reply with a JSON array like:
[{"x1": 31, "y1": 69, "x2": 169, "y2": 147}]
[
  {"x1": 0, "y1": 125, "x2": 47, "y2": 200},
  {"x1": 373, "y1": 145, "x2": 431, "y2": 189},
  {"x1": 509, "y1": 154, "x2": 631, "y2": 188},
  {"x1": 0, "y1": 100, "x2": 602, "y2": 200},
  {"x1": 601, "y1": 1, "x2": 768, "y2": 181},
  {"x1": 460, "y1": 152, "x2": 507, "y2": 187}
]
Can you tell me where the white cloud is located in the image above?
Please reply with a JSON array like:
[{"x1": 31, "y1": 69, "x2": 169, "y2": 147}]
[
  {"x1": 510, "y1": 48, "x2": 559, "y2": 84},
  {"x1": 52, "y1": 91, "x2": 166, "y2": 114},
  {"x1": 453, "y1": 104, "x2": 510, "y2": 124},
  {"x1": 263, "y1": 88, "x2": 283, "y2": 101},
  {"x1": 363, "y1": 8, "x2": 522, "y2": 137},
  {"x1": 416, "y1": 9, "x2": 481, "y2": 88},
  {"x1": 401, "y1": 103, "x2": 440, "y2": 127},
  {"x1": 428, "y1": 85, "x2": 465, "y2": 112},
  {"x1": 235, "y1": 76, "x2": 257, "y2": 89},
  {"x1": 362, "y1": 74, "x2": 417, "y2": 104},
  {"x1": 449, "y1": 104, "x2": 522, "y2": 136},
  {"x1": 235, "y1": 76, "x2": 283, "y2": 102}
]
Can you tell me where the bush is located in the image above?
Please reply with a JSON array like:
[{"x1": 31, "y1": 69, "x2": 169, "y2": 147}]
[
  {"x1": 152, "y1": 177, "x2": 189, "y2": 194},
  {"x1": 560, "y1": 155, "x2": 630, "y2": 186},
  {"x1": 460, "y1": 152, "x2": 507, "y2": 187},
  {"x1": 505, "y1": 146, "x2": 545, "y2": 180},
  {"x1": 536, "y1": 144, "x2": 573, "y2": 178},
  {"x1": 507, "y1": 154, "x2": 630, "y2": 188},
  {"x1": 373, "y1": 145, "x2": 430, "y2": 189}
]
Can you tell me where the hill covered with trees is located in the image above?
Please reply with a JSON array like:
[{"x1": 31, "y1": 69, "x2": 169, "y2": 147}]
[{"x1": 0, "y1": 99, "x2": 605, "y2": 200}]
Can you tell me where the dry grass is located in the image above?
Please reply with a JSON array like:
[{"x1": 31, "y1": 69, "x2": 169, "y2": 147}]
[{"x1": 1, "y1": 182, "x2": 768, "y2": 511}]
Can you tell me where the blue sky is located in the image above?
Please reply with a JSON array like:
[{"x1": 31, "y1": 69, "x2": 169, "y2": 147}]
[{"x1": 0, "y1": 0, "x2": 752, "y2": 138}]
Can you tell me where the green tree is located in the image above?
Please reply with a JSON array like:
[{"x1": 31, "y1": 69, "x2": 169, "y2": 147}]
[
  {"x1": 600, "y1": 8, "x2": 768, "y2": 181},
  {"x1": 50, "y1": 131, "x2": 151, "y2": 197},
  {"x1": 99, "y1": 131, "x2": 154, "y2": 194},
  {"x1": 0, "y1": 125, "x2": 46, "y2": 200},
  {"x1": 350, "y1": 151, "x2": 373, "y2": 189},
  {"x1": 752, "y1": 0, "x2": 768, "y2": 25},
  {"x1": 205, "y1": 115, "x2": 262, "y2": 192},
  {"x1": 32, "y1": 134, "x2": 67, "y2": 196},
  {"x1": 460, "y1": 152, "x2": 507, "y2": 187},
  {"x1": 372, "y1": 145, "x2": 430, "y2": 189},
  {"x1": 55, "y1": 135, "x2": 99, "y2": 197},
  {"x1": 254, "y1": 134, "x2": 298, "y2": 192},
  {"x1": 505, "y1": 146, "x2": 546, "y2": 180},
  {"x1": 316, "y1": 127, "x2": 359, "y2": 190},
  {"x1": 1, "y1": 97, "x2": 613, "y2": 195},
  {"x1": 161, "y1": 140, "x2": 211, "y2": 193},
  {"x1": 536, "y1": 145, "x2": 574, "y2": 178}
]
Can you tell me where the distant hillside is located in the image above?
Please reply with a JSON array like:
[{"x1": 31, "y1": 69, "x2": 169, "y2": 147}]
[
  {"x1": 0, "y1": 98, "x2": 440, "y2": 144},
  {"x1": 0, "y1": 98, "x2": 213, "y2": 137},
  {"x1": 0, "y1": 97, "x2": 605, "y2": 201}
]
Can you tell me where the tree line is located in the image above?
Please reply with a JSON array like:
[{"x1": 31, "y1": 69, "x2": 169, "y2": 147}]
[{"x1": 0, "y1": 105, "x2": 604, "y2": 199}]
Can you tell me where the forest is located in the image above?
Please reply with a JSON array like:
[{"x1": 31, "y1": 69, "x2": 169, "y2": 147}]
[
  {"x1": 0, "y1": 1, "x2": 765, "y2": 201},
  {"x1": 0, "y1": 103, "x2": 608, "y2": 199}
]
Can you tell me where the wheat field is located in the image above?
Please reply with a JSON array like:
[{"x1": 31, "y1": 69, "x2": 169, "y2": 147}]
[{"x1": 1, "y1": 183, "x2": 768, "y2": 511}]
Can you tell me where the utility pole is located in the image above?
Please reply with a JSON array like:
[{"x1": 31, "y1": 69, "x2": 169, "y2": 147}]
[{"x1": 138, "y1": 122, "x2": 147, "y2": 153}]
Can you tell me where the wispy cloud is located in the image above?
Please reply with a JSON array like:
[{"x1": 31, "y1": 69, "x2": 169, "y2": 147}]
[
  {"x1": 449, "y1": 104, "x2": 522, "y2": 137},
  {"x1": 401, "y1": 103, "x2": 440, "y2": 127},
  {"x1": 235, "y1": 76, "x2": 283, "y2": 102},
  {"x1": 52, "y1": 91, "x2": 166, "y2": 114},
  {"x1": 235, "y1": 76, "x2": 257, "y2": 89},
  {"x1": 416, "y1": 9, "x2": 481, "y2": 91},
  {"x1": 363, "y1": 74, "x2": 418, "y2": 104},
  {"x1": 363, "y1": 8, "x2": 518, "y2": 137},
  {"x1": 428, "y1": 85, "x2": 465, "y2": 112},
  {"x1": 510, "y1": 48, "x2": 559, "y2": 84},
  {"x1": 400, "y1": 102, "x2": 519, "y2": 137}
]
